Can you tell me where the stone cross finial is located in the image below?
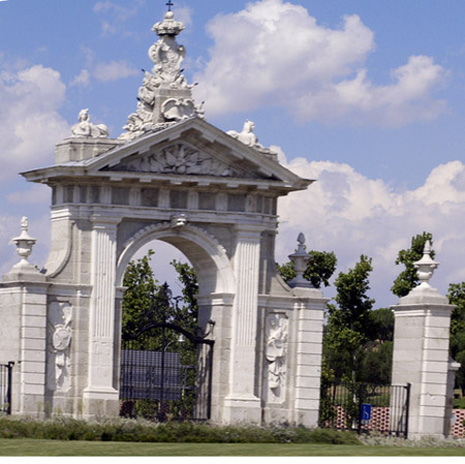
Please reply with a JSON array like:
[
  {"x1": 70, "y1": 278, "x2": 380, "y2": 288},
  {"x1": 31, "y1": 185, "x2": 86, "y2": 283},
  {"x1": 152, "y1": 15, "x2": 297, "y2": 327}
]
[
  {"x1": 414, "y1": 240, "x2": 439, "y2": 287},
  {"x1": 287, "y1": 233, "x2": 313, "y2": 288},
  {"x1": 11, "y1": 216, "x2": 37, "y2": 266}
]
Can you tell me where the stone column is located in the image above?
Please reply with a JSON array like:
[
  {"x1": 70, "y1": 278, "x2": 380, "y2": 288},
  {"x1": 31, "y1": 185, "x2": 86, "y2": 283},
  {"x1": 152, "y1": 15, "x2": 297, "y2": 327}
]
[
  {"x1": 288, "y1": 234, "x2": 327, "y2": 427},
  {"x1": 0, "y1": 218, "x2": 49, "y2": 416},
  {"x1": 223, "y1": 224, "x2": 262, "y2": 424},
  {"x1": 83, "y1": 216, "x2": 120, "y2": 416},
  {"x1": 292, "y1": 291, "x2": 327, "y2": 426},
  {"x1": 391, "y1": 242, "x2": 457, "y2": 439}
]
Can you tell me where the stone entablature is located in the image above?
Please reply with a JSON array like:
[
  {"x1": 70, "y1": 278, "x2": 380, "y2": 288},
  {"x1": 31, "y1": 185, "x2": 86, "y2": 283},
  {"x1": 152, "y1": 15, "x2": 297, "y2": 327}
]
[{"x1": 49, "y1": 184, "x2": 278, "y2": 217}]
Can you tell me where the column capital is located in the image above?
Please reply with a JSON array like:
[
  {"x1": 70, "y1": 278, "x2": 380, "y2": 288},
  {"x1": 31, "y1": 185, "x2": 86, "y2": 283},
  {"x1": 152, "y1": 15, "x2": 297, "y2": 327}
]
[
  {"x1": 90, "y1": 215, "x2": 121, "y2": 227},
  {"x1": 234, "y1": 223, "x2": 264, "y2": 240}
]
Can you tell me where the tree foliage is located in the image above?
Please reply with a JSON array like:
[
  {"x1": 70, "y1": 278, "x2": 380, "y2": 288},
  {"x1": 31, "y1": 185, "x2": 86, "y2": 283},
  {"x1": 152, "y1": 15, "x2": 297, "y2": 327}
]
[
  {"x1": 121, "y1": 251, "x2": 198, "y2": 343},
  {"x1": 277, "y1": 250, "x2": 337, "y2": 288},
  {"x1": 357, "y1": 307, "x2": 394, "y2": 384},
  {"x1": 122, "y1": 250, "x2": 159, "y2": 340},
  {"x1": 391, "y1": 232, "x2": 434, "y2": 298},
  {"x1": 323, "y1": 255, "x2": 375, "y2": 383}
]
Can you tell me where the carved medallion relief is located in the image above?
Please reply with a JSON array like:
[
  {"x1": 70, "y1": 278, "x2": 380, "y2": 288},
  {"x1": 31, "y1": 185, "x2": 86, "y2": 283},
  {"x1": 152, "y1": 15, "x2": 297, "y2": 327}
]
[{"x1": 47, "y1": 302, "x2": 72, "y2": 393}]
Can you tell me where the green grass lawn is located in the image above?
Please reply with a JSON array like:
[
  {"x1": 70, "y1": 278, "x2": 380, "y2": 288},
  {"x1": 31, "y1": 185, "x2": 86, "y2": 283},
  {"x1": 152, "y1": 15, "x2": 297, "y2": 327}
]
[{"x1": 0, "y1": 439, "x2": 464, "y2": 456}]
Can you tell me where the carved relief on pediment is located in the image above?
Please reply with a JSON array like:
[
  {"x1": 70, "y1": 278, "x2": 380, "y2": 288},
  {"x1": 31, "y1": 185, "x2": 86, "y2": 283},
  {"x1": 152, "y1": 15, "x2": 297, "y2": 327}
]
[{"x1": 106, "y1": 143, "x2": 241, "y2": 178}]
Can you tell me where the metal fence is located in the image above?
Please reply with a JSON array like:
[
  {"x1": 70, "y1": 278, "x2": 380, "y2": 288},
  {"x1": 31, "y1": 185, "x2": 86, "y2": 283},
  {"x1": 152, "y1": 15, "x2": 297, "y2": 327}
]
[
  {"x1": 319, "y1": 382, "x2": 410, "y2": 438},
  {"x1": 119, "y1": 328, "x2": 213, "y2": 422},
  {"x1": 0, "y1": 362, "x2": 13, "y2": 415}
]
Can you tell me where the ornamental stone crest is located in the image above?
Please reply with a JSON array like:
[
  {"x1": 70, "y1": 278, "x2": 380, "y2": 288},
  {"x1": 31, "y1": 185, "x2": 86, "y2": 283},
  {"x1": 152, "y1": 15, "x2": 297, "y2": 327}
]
[
  {"x1": 119, "y1": 11, "x2": 203, "y2": 142},
  {"x1": 107, "y1": 143, "x2": 237, "y2": 177},
  {"x1": 265, "y1": 313, "x2": 288, "y2": 403},
  {"x1": 47, "y1": 302, "x2": 72, "y2": 393}
]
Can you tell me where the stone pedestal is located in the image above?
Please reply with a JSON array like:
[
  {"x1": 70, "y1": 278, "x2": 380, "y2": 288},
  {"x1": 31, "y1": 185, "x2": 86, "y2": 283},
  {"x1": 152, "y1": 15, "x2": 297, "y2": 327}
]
[
  {"x1": 1, "y1": 263, "x2": 48, "y2": 416},
  {"x1": 391, "y1": 243, "x2": 457, "y2": 439},
  {"x1": 292, "y1": 288, "x2": 327, "y2": 426}
]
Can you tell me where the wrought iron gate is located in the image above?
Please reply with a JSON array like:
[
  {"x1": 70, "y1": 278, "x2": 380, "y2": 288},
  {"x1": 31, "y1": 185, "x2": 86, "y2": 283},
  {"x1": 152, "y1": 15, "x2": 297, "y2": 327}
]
[
  {"x1": 319, "y1": 382, "x2": 410, "y2": 438},
  {"x1": 0, "y1": 362, "x2": 13, "y2": 415},
  {"x1": 119, "y1": 284, "x2": 214, "y2": 422}
]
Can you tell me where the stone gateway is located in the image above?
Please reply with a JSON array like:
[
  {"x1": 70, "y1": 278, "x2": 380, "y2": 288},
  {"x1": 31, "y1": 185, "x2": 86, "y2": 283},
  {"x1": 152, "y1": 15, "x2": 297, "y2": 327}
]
[{"x1": 0, "y1": 10, "x2": 327, "y2": 426}]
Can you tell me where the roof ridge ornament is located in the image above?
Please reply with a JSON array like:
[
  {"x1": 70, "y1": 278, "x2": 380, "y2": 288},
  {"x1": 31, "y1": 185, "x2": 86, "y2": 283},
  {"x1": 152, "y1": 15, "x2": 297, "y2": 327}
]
[
  {"x1": 227, "y1": 120, "x2": 278, "y2": 160},
  {"x1": 119, "y1": 8, "x2": 203, "y2": 142},
  {"x1": 397, "y1": 239, "x2": 448, "y2": 305},
  {"x1": 71, "y1": 109, "x2": 109, "y2": 139},
  {"x1": 414, "y1": 240, "x2": 439, "y2": 287},
  {"x1": 287, "y1": 233, "x2": 313, "y2": 289}
]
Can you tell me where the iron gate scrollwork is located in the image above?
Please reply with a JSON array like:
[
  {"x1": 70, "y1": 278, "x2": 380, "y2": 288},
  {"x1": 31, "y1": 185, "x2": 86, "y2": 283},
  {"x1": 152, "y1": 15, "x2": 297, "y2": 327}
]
[{"x1": 119, "y1": 283, "x2": 214, "y2": 422}]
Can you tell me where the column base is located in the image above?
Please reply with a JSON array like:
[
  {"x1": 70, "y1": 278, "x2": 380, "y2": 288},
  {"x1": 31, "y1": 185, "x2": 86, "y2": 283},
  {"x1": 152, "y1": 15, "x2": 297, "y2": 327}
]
[
  {"x1": 82, "y1": 387, "x2": 120, "y2": 418},
  {"x1": 222, "y1": 395, "x2": 261, "y2": 425}
]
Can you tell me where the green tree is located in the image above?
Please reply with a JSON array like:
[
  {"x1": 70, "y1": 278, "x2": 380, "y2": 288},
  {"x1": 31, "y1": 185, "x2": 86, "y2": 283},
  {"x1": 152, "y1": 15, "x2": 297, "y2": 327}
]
[
  {"x1": 447, "y1": 282, "x2": 465, "y2": 396},
  {"x1": 277, "y1": 250, "x2": 337, "y2": 288},
  {"x1": 358, "y1": 308, "x2": 394, "y2": 384},
  {"x1": 122, "y1": 250, "x2": 159, "y2": 341},
  {"x1": 324, "y1": 255, "x2": 375, "y2": 383},
  {"x1": 170, "y1": 259, "x2": 199, "y2": 333},
  {"x1": 121, "y1": 251, "x2": 199, "y2": 343},
  {"x1": 369, "y1": 307, "x2": 394, "y2": 343},
  {"x1": 391, "y1": 232, "x2": 434, "y2": 298}
]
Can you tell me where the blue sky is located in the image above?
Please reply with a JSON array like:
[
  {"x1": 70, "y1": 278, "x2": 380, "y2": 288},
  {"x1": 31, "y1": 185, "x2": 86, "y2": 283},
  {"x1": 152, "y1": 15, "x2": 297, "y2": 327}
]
[{"x1": 1, "y1": 0, "x2": 465, "y2": 308}]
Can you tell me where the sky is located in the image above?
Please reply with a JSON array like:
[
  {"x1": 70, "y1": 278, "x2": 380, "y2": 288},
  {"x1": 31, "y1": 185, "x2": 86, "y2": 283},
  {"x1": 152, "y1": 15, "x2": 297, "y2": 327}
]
[{"x1": 1, "y1": 0, "x2": 465, "y2": 308}]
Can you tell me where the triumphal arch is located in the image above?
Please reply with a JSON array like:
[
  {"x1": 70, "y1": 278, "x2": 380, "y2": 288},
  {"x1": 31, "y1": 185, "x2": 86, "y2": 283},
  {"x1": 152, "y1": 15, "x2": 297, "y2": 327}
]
[{"x1": 0, "y1": 10, "x2": 327, "y2": 425}]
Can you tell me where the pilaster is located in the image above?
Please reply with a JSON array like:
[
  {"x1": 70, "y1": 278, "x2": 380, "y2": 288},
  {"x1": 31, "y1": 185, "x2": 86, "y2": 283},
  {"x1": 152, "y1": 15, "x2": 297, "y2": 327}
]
[
  {"x1": 224, "y1": 224, "x2": 262, "y2": 423},
  {"x1": 83, "y1": 216, "x2": 120, "y2": 415}
]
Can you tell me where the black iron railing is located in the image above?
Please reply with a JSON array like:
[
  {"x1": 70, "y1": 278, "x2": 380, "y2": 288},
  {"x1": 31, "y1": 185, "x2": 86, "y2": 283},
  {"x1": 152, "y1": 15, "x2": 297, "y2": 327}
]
[
  {"x1": 319, "y1": 381, "x2": 410, "y2": 438},
  {"x1": 0, "y1": 362, "x2": 13, "y2": 415}
]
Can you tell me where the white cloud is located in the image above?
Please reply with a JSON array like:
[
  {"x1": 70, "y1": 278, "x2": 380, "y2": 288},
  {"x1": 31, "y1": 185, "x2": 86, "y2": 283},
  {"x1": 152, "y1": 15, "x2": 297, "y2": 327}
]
[
  {"x1": 93, "y1": 60, "x2": 139, "y2": 82},
  {"x1": 93, "y1": 0, "x2": 146, "y2": 37},
  {"x1": 174, "y1": 6, "x2": 193, "y2": 28},
  {"x1": 0, "y1": 64, "x2": 69, "y2": 179},
  {"x1": 194, "y1": 0, "x2": 447, "y2": 126},
  {"x1": 7, "y1": 184, "x2": 50, "y2": 205},
  {"x1": 70, "y1": 69, "x2": 91, "y2": 87},
  {"x1": 275, "y1": 153, "x2": 465, "y2": 307}
]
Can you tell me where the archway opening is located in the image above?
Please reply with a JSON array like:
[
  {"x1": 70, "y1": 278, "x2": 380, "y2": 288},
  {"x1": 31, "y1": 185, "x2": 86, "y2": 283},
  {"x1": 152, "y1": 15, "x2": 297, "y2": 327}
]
[
  {"x1": 131, "y1": 240, "x2": 192, "y2": 297},
  {"x1": 118, "y1": 239, "x2": 213, "y2": 422}
]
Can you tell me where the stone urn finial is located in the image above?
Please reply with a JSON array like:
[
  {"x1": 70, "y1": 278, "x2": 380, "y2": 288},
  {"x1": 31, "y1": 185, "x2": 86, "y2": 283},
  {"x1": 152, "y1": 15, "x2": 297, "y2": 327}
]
[
  {"x1": 414, "y1": 240, "x2": 438, "y2": 287},
  {"x1": 287, "y1": 233, "x2": 313, "y2": 288},
  {"x1": 11, "y1": 217, "x2": 37, "y2": 267}
]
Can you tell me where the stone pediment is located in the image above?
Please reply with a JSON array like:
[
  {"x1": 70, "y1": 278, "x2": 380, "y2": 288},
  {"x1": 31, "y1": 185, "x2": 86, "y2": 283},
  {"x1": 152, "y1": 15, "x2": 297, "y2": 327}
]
[
  {"x1": 21, "y1": 118, "x2": 312, "y2": 193},
  {"x1": 102, "y1": 141, "x2": 251, "y2": 179}
]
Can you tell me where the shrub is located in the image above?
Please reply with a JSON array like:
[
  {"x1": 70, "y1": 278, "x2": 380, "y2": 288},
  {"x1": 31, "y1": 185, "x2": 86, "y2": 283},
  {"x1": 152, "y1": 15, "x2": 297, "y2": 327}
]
[{"x1": 0, "y1": 416, "x2": 360, "y2": 445}]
